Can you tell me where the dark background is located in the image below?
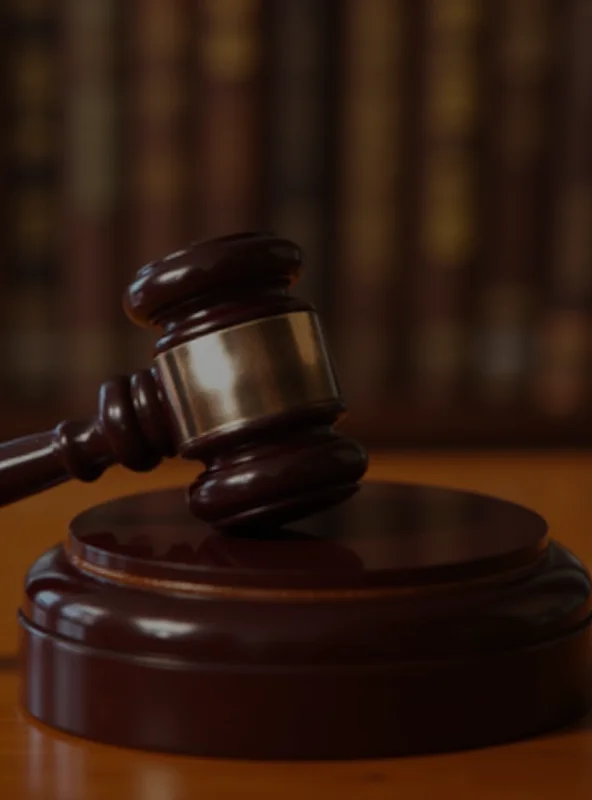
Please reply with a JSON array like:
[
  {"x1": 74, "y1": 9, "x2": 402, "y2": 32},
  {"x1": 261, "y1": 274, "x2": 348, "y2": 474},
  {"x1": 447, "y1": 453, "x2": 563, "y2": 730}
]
[{"x1": 2, "y1": 0, "x2": 592, "y2": 448}]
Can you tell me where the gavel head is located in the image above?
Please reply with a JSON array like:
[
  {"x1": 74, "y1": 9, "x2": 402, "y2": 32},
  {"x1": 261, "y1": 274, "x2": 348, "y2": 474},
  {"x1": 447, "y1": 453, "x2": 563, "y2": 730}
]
[{"x1": 123, "y1": 232, "x2": 368, "y2": 531}]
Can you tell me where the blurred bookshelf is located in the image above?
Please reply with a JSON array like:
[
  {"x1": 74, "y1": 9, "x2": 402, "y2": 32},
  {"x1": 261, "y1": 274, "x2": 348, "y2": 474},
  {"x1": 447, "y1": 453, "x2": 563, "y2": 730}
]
[{"x1": 2, "y1": 0, "x2": 592, "y2": 449}]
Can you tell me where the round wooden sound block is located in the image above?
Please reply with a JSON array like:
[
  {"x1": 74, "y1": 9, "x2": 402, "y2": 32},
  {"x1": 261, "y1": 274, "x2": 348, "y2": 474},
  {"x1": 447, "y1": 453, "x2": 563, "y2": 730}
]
[{"x1": 18, "y1": 481, "x2": 592, "y2": 760}]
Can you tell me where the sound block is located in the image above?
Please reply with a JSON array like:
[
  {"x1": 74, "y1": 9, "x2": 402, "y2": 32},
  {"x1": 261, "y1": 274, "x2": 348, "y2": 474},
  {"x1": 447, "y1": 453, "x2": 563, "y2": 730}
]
[{"x1": 18, "y1": 481, "x2": 592, "y2": 760}]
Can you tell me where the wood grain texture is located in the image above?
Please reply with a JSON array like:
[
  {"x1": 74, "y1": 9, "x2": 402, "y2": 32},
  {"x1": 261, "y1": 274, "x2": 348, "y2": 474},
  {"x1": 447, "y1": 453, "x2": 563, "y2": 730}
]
[{"x1": 2, "y1": 451, "x2": 592, "y2": 796}]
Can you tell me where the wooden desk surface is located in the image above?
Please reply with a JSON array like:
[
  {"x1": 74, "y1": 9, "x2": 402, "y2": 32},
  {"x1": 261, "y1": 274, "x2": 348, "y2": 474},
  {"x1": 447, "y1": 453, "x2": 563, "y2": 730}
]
[{"x1": 2, "y1": 451, "x2": 592, "y2": 799}]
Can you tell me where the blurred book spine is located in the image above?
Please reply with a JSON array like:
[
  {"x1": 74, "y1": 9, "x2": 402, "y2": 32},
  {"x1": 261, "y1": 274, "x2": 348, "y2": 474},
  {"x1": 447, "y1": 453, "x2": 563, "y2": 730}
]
[
  {"x1": 533, "y1": 0, "x2": 592, "y2": 417},
  {"x1": 195, "y1": 0, "x2": 263, "y2": 238},
  {"x1": 0, "y1": 4, "x2": 7, "y2": 404},
  {"x1": 333, "y1": 0, "x2": 403, "y2": 414},
  {"x1": 410, "y1": 0, "x2": 480, "y2": 407},
  {"x1": 121, "y1": 0, "x2": 191, "y2": 371},
  {"x1": 61, "y1": 0, "x2": 119, "y2": 413},
  {"x1": 261, "y1": 0, "x2": 338, "y2": 322},
  {"x1": 4, "y1": 0, "x2": 60, "y2": 405},
  {"x1": 474, "y1": 0, "x2": 552, "y2": 406}
]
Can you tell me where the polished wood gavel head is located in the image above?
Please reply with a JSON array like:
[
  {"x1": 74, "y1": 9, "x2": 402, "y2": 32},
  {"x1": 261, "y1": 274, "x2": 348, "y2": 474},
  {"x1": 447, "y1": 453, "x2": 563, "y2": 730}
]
[
  {"x1": 125, "y1": 231, "x2": 368, "y2": 528},
  {"x1": 0, "y1": 232, "x2": 367, "y2": 530}
]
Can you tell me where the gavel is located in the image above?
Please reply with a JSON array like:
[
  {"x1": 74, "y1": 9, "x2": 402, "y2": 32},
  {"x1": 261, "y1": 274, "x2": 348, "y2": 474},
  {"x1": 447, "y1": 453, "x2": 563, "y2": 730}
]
[{"x1": 0, "y1": 232, "x2": 368, "y2": 530}]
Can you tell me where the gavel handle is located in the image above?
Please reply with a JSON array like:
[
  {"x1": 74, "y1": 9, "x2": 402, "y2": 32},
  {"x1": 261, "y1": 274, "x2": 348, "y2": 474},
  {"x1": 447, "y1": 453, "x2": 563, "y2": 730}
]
[
  {"x1": 0, "y1": 371, "x2": 176, "y2": 508},
  {"x1": 0, "y1": 423, "x2": 114, "y2": 506}
]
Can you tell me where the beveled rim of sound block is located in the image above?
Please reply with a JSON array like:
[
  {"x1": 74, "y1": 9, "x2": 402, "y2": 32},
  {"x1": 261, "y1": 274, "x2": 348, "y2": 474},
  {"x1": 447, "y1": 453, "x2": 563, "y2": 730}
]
[{"x1": 64, "y1": 481, "x2": 549, "y2": 595}]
